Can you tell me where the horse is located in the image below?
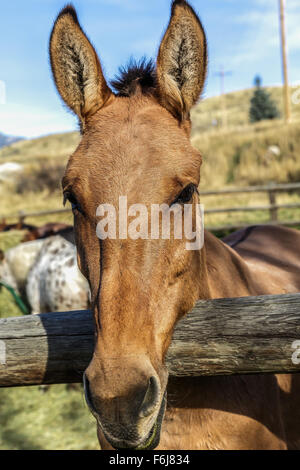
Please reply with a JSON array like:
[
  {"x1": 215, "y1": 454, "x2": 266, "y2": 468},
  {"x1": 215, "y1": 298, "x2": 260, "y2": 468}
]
[
  {"x1": 0, "y1": 240, "x2": 45, "y2": 296},
  {"x1": 0, "y1": 218, "x2": 36, "y2": 233},
  {"x1": 0, "y1": 236, "x2": 89, "y2": 314},
  {"x1": 26, "y1": 235, "x2": 89, "y2": 314},
  {"x1": 49, "y1": 0, "x2": 300, "y2": 449},
  {"x1": 22, "y1": 222, "x2": 74, "y2": 243}
]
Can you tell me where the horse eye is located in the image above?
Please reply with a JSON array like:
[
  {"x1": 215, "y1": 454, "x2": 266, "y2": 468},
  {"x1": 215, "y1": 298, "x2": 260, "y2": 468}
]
[
  {"x1": 173, "y1": 184, "x2": 197, "y2": 205},
  {"x1": 63, "y1": 192, "x2": 82, "y2": 213}
]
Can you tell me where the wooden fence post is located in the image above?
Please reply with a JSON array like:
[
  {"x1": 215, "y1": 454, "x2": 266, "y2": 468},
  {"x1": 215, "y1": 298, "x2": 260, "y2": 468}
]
[{"x1": 268, "y1": 190, "x2": 278, "y2": 221}]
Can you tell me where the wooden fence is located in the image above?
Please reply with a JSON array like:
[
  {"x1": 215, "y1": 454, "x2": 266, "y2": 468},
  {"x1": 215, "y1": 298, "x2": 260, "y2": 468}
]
[
  {"x1": 1, "y1": 293, "x2": 300, "y2": 387},
  {"x1": 201, "y1": 182, "x2": 300, "y2": 232},
  {"x1": 1, "y1": 183, "x2": 300, "y2": 233}
]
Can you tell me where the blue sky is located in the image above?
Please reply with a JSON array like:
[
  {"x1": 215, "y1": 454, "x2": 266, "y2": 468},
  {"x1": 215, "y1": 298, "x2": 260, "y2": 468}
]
[{"x1": 0, "y1": 0, "x2": 300, "y2": 138}]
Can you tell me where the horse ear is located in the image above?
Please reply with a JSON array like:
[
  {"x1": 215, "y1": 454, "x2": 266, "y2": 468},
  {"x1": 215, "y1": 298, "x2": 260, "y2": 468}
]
[
  {"x1": 49, "y1": 5, "x2": 112, "y2": 126},
  {"x1": 156, "y1": 0, "x2": 207, "y2": 120}
]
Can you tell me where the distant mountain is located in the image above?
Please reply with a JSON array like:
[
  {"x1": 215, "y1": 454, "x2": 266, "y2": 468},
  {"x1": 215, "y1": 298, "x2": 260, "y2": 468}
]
[{"x1": 0, "y1": 132, "x2": 23, "y2": 149}]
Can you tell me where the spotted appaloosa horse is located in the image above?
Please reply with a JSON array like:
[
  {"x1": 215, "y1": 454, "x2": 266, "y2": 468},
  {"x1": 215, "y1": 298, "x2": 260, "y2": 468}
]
[
  {"x1": 0, "y1": 236, "x2": 89, "y2": 314},
  {"x1": 22, "y1": 222, "x2": 74, "y2": 243},
  {"x1": 49, "y1": 0, "x2": 300, "y2": 450},
  {"x1": 0, "y1": 239, "x2": 45, "y2": 296},
  {"x1": 26, "y1": 235, "x2": 89, "y2": 314}
]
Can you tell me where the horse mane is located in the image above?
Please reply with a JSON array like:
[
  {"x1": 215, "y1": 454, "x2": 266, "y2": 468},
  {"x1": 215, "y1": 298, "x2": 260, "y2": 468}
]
[{"x1": 110, "y1": 57, "x2": 156, "y2": 97}]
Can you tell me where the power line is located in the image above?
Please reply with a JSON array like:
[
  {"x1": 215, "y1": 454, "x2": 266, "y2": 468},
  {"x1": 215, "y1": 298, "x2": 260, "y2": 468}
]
[
  {"x1": 279, "y1": 0, "x2": 291, "y2": 124},
  {"x1": 214, "y1": 66, "x2": 232, "y2": 128},
  {"x1": 215, "y1": 65, "x2": 232, "y2": 97}
]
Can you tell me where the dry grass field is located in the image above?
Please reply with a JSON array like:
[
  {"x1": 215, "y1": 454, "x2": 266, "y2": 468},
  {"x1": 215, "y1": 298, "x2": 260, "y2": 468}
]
[
  {"x1": 0, "y1": 85, "x2": 300, "y2": 449},
  {"x1": 191, "y1": 85, "x2": 300, "y2": 133}
]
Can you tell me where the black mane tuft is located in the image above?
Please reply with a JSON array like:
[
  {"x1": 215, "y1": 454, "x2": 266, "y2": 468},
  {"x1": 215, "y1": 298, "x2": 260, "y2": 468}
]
[{"x1": 110, "y1": 57, "x2": 156, "y2": 97}]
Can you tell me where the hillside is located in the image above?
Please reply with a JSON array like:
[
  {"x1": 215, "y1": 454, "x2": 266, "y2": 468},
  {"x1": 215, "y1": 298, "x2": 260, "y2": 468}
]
[
  {"x1": 1, "y1": 86, "x2": 300, "y2": 192},
  {"x1": 0, "y1": 86, "x2": 299, "y2": 201},
  {"x1": 0, "y1": 131, "x2": 79, "y2": 165},
  {"x1": 191, "y1": 85, "x2": 300, "y2": 133},
  {"x1": 0, "y1": 132, "x2": 23, "y2": 149},
  {"x1": 193, "y1": 119, "x2": 300, "y2": 189}
]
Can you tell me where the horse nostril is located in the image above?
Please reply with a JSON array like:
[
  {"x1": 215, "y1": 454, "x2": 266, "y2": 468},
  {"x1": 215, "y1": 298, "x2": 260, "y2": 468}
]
[
  {"x1": 139, "y1": 376, "x2": 160, "y2": 418},
  {"x1": 83, "y1": 373, "x2": 95, "y2": 412}
]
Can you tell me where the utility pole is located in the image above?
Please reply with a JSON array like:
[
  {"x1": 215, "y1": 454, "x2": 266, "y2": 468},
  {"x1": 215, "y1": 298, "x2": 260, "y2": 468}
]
[
  {"x1": 215, "y1": 66, "x2": 232, "y2": 128},
  {"x1": 279, "y1": 0, "x2": 291, "y2": 123}
]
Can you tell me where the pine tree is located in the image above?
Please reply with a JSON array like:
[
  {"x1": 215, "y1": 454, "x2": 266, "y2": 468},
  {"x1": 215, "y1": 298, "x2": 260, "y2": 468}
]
[{"x1": 249, "y1": 76, "x2": 280, "y2": 123}]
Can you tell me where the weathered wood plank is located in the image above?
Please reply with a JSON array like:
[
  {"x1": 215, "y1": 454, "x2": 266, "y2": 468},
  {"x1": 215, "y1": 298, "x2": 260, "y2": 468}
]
[{"x1": 1, "y1": 293, "x2": 300, "y2": 387}]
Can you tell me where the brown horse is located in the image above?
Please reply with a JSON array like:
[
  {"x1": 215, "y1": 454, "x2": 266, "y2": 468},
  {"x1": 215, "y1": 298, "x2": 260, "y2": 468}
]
[{"x1": 49, "y1": 1, "x2": 300, "y2": 450}]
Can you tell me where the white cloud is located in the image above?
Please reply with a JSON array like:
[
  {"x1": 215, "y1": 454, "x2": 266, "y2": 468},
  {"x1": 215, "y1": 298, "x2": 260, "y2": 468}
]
[
  {"x1": 225, "y1": 0, "x2": 300, "y2": 68},
  {"x1": 0, "y1": 103, "x2": 76, "y2": 138},
  {"x1": 285, "y1": 4, "x2": 300, "y2": 53}
]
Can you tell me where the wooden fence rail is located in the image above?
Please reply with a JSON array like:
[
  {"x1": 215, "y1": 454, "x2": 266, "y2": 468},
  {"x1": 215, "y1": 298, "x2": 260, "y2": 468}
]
[
  {"x1": 0, "y1": 183, "x2": 300, "y2": 233},
  {"x1": 1, "y1": 293, "x2": 300, "y2": 387},
  {"x1": 201, "y1": 182, "x2": 300, "y2": 231},
  {"x1": 199, "y1": 182, "x2": 300, "y2": 196}
]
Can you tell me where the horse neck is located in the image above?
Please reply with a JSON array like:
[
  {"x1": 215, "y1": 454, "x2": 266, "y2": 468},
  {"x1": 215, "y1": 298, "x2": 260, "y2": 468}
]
[{"x1": 197, "y1": 230, "x2": 261, "y2": 300}]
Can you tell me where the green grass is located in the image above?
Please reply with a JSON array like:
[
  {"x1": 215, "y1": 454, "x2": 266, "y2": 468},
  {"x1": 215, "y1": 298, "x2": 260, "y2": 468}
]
[
  {"x1": 0, "y1": 287, "x2": 21, "y2": 318},
  {"x1": 0, "y1": 230, "x2": 25, "y2": 252},
  {"x1": 0, "y1": 385, "x2": 98, "y2": 450}
]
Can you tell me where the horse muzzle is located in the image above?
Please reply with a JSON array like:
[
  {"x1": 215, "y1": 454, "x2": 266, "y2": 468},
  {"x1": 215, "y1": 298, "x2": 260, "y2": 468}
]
[{"x1": 83, "y1": 371, "x2": 167, "y2": 450}]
